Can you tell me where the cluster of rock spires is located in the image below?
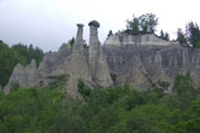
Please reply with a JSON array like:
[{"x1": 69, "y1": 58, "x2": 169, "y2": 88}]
[
  {"x1": 5, "y1": 20, "x2": 200, "y2": 98},
  {"x1": 4, "y1": 20, "x2": 112, "y2": 99}
]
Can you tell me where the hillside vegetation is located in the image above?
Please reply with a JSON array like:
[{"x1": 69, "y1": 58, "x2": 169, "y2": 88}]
[
  {"x1": 1, "y1": 73, "x2": 200, "y2": 133},
  {"x1": 1, "y1": 13, "x2": 200, "y2": 133},
  {"x1": 0, "y1": 41, "x2": 44, "y2": 88}
]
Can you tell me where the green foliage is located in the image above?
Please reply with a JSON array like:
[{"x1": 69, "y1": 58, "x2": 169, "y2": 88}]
[
  {"x1": 126, "y1": 13, "x2": 158, "y2": 35},
  {"x1": 160, "y1": 30, "x2": 170, "y2": 41},
  {"x1": 0, "y1": 42, "x2": 17, "y2": 87},
  {"x1": 48, "y1": 74, "x2": 69, "y2": 90},
  {"x1": 177, "y1": 28, "x2": 187, "y2": 45},
  {"x1": 185, "y1": 21, "x2": 200, "y2": 48},
  {"x1": 10, "y1": 81, "x2": 20, "y2": 92},
  {"x1": 126, "y1": 17, "x2": 140, "y2": 35},
  {"x1": 70, "y1": 37, "x2": 75, "y2": 47},
  {"x1": 0, "y1": 86, "x2": 4, "y2": 99},
  {"x1": 77, "y1": 79, "x2": 91, "y2": 100},
  {"x1": 0, "y1": 41, "x2": 44, "y2": 87},
  {"x1": 158, "y1": 80, "x2": 170, "y2": 90},
  {"x1": 173, "y1": 72, "x2": 193, "y2": 97},
  {"x1": 0, "y1": 87, "x2": 65, "y2": 133},
  {"x1": 1, "y1": 72, "x2": 200, "y2": 133},
  {"x1": 173, "y1": 72, "x2": 198, "y2": 110},
  {"x1": 83, "y1": 40, "x2": 89, "y2": 49},
  {"x1": 107, "y1": 30, "x2": 113, "y2": 37},
  {"x1": 49, "y1": 111, "x2": 87, "y2": 133},
  {"x1": 59, "y1": 37, "x2": 75, "y2": 50},
  {"x1": 2, "y1": 14, "x2": 200, "y2": 133},
  {"x1": 12, "y1": 43, "x2": 44, "y2": 67},
  {"x1": 59, "y1": 43, "x2": 68, "y2": 50},
  {"x1": 106, "y1": 86, "x2": 124, "y2": 104},
  {"x1": 88, "y1": 88, "x2": 109, "y2": 114},
  {"x1": 127, "y1": 104, "x2": 170, "y2": 133},
  {"x1": 110, "y1": 72, "x2": 116, "y2": 82}
]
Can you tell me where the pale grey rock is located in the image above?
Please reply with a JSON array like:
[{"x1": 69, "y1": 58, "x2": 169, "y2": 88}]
[
  {"x1": 105, "y1": 34, "x2": 179, "y2": 46},
  {"x1": 26, "y1": 60, "x2": 39, "y2": 85},
  {"x1": 4, "y1": 60, "x2": 39, "y2": 93},
  {"x1": 75, "y1": 23, "x2": 84, "y2": 51},
  {"x1": 38, "y1": 46, "x2": 73, "y2": 78},
  {"x1": 4, "y1": 63, "x2": 25, "y2": 93},
  {"x1": 88, "y1": 20, "x2": 113, "y2": 87},
  {"x1": 51, "y1": 24, "x2": 92, "y2": 100},
  {"x1": 103, "y1": 40, "x2": 200, "y2": 92},
  {"x1": 6, "y1": 20, "x2": 200, "y2": 97}
]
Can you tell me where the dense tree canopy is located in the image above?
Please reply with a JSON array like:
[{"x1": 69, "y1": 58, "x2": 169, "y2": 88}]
[
  {"x1": 2, "y1": 12, "x2": 200, "y2": 133},
  {"x1": 0, "y1": 41, "x2": 44, "y2": 87},
  {"x1": 126, "y1": 13, "x2": 158, "y2": 35},
  {"x1": 0, "y1": 73, "x2": 200, "y2": 133},
  {"x1": 0, "y1": 41, "x2": 20, "y2": 88},
  {"x1": 185, "y1": 21, "x2": 200, "y2": 48},
  {"x1": 160, "y1": 30, "x2": 170, "y2": 41},
  {"x1": 177, "y1": 28, "x2": 187, "y2": 45},
  {"x1": 176, "y1": 21, "x2": 200, "y2": 48}
]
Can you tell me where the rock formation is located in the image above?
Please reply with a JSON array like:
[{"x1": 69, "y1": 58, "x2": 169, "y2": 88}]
[
  {"x1": 104, "y1": 34, "x2": 200, "y2": 92},
  {"x1": 4, "y1": 60, "x2": 39, "y2": 93},
  {"x1": 88, "y1": 20, "x2": 113, "y2": 87},
  {"x1": 4, "y1": 21, "x2": 113, "y2": 99},
  {"x1": 5, "y1": 20, "x2": 200, "y2": 97},
  {"x1": 51, "y1": 24, "x2": 92, "y2": 99},
  {"x1": 105, "y1": 33, "x2": 179, "y2": 46}
]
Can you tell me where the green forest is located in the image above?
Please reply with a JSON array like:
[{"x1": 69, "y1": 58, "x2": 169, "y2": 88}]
[
  {"x1": 1, "y1": 73, "x2": 200, "y2": 133},
  {"x1": 0, "y1": 41, "x2": 44, "y2": 88},
  {"x1": 1, "y1": 13, "x2": 200, "y2": 133}
]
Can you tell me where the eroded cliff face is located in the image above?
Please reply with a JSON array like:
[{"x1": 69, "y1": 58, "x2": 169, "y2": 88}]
[
  {"x1": 4, "y1": 21, "x2": 113, "y2": 99},
  {"x1": 104, "y1": 35, "x2": 200, "y2": 92},
  {"x1": 4, "y1": 60, "x2": 39, "y2": 93},
  {"x1": 105, "y1": 34, "x2": 179, "y2": 46},
  {"x1": 5, "y1": 21, "x2": 200, "y2": 97}
]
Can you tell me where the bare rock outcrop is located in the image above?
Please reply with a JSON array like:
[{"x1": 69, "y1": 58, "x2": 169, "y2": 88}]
[
  {"x1": 4, "y1": 21, "x2": 113, "y2": 99},
  {"x1": 4, "y1": 60, "x2": 39, "y2": 93},
  {"x1": 6, "y1": 20, "x2": 200, "y2": 97},
  {"x1": 105, "y1": 34, "x2": 179, "y2": 46},
  {"x1": 103, "y1": 40, "x2": 200, "y2": 92},
  {"x1": 88, "y1": 20, "x2": 113, "y2": 87},
  {"x1": 52, "y1": 24, "x2": 92, "y2": 100}
]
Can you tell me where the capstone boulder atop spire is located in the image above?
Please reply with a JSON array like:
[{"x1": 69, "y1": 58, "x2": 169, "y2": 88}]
[
  {"x1": 77, "y1": 23, "x2": 84, "y2": 27},
  {"x1": 88, "y1": 20, "x2": 100, "y2": 28}
]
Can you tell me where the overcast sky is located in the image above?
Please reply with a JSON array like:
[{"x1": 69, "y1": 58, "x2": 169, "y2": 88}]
[{"x1": 0, "y1": 0, "x2": 200, "y2": 52}]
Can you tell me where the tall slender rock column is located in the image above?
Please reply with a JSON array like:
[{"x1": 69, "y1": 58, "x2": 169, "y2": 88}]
[
  {"x1": 88, "y1": 20, "x2": 100, "y2": 79},
  {"x1": 75, "y1": 24, "x2": 84, "y2": 50},
  {"x1": 88, "y1": 20, "x2": 113, "y2": 87}
]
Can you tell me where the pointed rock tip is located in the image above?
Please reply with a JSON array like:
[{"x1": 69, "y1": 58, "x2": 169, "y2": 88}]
[
  {"x1": 16, "y1": 63, "x2": 24, "y2": 68},
  {"x1": 88, "y1": 20, "x2": 100, "y2": 28}
]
